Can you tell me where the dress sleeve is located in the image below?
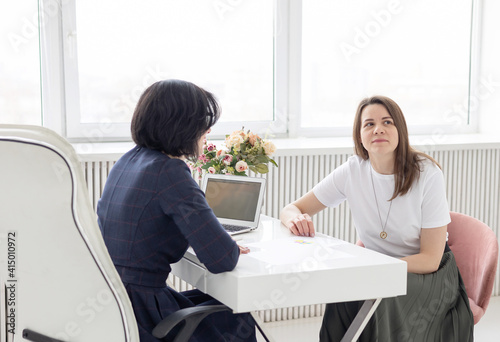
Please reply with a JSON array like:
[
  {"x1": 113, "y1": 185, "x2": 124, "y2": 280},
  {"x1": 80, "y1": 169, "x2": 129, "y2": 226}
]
[{"x1": 158, "y1": 160, "x2": 239, "y2": 274}]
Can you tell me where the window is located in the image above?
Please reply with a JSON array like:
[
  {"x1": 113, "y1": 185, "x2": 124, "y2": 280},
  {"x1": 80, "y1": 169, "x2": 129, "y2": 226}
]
[
  {"x1": 63, "y1": 0, "x2": 275, "y2": 140},
  {"x1": 300, "y1": 0, "x2": 475, "y2": 135},
  {"x1": 0, "y1": 0, "x2": 41, "y2": 125},
  {"x1": 38, "y1": 0, "x2": 479, "y2": 141}
]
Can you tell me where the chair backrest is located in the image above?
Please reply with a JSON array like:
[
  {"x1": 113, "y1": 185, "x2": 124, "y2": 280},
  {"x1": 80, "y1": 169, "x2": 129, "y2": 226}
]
[
  {"x1": 447, "y1": 211, "x2": 499, "y2": 324},
  {"x1": 0, "y1": 125, "x2": 140, "y2": 341}
]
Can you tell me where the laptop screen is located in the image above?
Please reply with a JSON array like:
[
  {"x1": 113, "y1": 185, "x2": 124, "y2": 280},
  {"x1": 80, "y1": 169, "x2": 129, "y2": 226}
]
[{"x1": 204, "y1": 178, "x2": 262, "y2": 222}]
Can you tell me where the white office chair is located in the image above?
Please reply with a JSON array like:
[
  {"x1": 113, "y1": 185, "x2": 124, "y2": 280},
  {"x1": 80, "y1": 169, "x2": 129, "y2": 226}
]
[{"x1": 0, "y1": 125, "x2": 230, "y2": 342}]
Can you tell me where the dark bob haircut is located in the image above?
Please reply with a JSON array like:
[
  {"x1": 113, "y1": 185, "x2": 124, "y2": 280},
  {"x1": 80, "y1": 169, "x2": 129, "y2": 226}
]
[{"x1": 131, "y1": 79, "x2": 220, "y2": 157}]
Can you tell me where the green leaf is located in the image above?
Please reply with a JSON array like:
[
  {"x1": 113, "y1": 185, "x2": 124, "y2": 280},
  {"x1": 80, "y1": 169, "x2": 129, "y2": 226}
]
[
  {"x1": 201, "y1": 161, "x2": 217, "y2": 169},
  {"x1": 255, "y1": 155, "x2": 269, "y2": 163},
  {"x1": 206, "y1": 151, "x2": 217, "y2": 158},
  {"x1": 253, "y1": 164, "x2": 269, "y2": 174},
  {"x1": 269, "y1": 159, "x2": 278, "y2": 167}
]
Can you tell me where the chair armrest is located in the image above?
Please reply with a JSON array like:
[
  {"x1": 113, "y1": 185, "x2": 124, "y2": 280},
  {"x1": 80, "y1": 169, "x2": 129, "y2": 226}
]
[
  {"x1": 152, "y1": 304, "x2": 231, "y2": 341},
  {"x1": 22, "y1": 329, "x2": 65, "y2": 342}
]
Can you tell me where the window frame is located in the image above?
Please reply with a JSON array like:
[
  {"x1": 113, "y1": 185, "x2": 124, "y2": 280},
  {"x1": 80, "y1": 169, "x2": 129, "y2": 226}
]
[
  {"x1": 294, "y1": 0, "x2": 480, "y2": 138},
  {"x1": 39, "y1": 0, "x2": 481, "y2": 143}
]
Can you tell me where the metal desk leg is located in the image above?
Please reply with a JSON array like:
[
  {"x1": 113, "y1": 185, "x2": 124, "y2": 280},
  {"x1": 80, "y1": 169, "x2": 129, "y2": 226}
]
[
  {"x1": 340, "y1": 298, "x2": 382, "y2": 342},
  {"x1": 251, "y1": 312, "x2": 276, "y2": 342}
]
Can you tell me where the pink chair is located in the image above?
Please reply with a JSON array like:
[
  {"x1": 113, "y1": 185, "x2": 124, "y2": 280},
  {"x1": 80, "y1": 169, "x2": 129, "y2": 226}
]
[
  {"x1": 355, "y1": 212, "x2": 498, "y2": 324},
  {"x1": 447, "y1": 212, "x2": 499, "y2": 324}
]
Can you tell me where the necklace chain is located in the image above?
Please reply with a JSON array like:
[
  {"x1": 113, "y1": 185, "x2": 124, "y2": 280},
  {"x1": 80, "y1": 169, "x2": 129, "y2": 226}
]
[{"x1": 370, "y1": 167, "x2": 392, "y2": 239}]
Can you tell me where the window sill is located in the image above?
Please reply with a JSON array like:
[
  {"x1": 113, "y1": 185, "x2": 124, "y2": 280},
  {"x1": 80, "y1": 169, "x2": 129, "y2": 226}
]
[{"x1": 73, "y1": 133, "x2": 500, "y2": 161}]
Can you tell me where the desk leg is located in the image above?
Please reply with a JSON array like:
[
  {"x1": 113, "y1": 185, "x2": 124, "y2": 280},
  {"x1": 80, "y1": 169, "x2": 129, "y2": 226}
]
[
  {"x1": 251, "y1": 312, "x2": 276, "y2": 342},
  {"x1": 340, "y1": 298, "x2": 382, "y2": 342}
]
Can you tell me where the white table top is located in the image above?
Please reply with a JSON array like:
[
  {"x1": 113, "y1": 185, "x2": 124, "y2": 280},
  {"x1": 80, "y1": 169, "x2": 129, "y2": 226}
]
[{"x1": 171, "y1": 215, "x2": 407, "y2": 313}]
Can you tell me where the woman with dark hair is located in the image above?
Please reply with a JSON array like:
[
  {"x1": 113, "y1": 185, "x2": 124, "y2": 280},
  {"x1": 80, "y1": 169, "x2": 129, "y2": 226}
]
[
  {"x1": 281, "y1": 96, "x2": 473, "y2": 341},
  {"x1": 97, "y1": 79, "x2": 257, "y2": 341}
]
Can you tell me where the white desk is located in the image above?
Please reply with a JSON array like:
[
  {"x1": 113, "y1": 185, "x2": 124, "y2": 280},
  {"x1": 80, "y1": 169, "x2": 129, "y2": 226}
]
[{"x1": 171, "y1": 215, "x2": 407, "y2": 341}]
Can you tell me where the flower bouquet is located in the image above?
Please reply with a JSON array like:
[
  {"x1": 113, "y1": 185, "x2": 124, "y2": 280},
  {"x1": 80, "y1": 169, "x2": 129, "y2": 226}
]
[{"x1": 187, "y1": 128, "x2": 278, "y2": 177}]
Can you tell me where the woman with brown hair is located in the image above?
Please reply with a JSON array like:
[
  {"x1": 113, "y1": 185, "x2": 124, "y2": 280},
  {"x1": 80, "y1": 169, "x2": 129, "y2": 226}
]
[{"x1": 280, "y1": 96, "x2": 473, "y2": 341}]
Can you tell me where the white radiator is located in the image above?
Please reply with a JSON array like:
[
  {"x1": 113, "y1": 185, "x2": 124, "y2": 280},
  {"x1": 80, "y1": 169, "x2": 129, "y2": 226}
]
[{"x1": 81, "y1": 146, "x2": 500, "y2": 322}]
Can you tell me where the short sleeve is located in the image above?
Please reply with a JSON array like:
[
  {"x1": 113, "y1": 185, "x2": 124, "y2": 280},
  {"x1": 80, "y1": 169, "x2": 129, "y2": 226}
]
[
  {"x1": 313, "y1": 160, "x2": 350, "y2": 208},
  {"x1": 421, "y1": 164, "x2": 451, "y2": 228}
]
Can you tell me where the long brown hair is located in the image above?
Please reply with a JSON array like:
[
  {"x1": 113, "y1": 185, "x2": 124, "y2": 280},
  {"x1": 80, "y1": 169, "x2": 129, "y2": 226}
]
[{"x1": 353, "y1": 95, "x2": 440, "y2": 200}]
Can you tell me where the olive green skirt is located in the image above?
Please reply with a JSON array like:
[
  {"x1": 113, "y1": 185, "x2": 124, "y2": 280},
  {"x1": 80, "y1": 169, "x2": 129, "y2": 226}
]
[{"x1": 319, "y1": 251, "x2": 474, "y2": 342}]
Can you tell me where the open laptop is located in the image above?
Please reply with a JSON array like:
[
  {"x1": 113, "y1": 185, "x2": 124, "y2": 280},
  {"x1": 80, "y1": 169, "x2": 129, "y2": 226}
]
[{"x1": 201, "y1": 174, "x2": 266, "y2": 235}]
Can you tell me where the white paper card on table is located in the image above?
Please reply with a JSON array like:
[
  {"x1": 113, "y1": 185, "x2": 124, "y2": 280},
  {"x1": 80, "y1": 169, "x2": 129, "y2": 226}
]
[{"x1": 243, "y1": 234, "x2": 353, "y2": 266}]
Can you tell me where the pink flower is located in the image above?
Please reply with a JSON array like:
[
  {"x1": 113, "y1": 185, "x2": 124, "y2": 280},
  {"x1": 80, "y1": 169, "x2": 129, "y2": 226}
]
[
  {"x1": 223, "y1": 154, "x2": 233, "y2": 165},
  {"x1": 216, "y1": 149, "x2": 226, "y2": 157},
  {"x1": 207, "y1": 143, "x2": 215, "y2": 152},
  {"x1": 208, "y1": 166, "x2": 216, "y2": 174},
  {"x1": 198, "y1": 154, "x2": 208, "y2": 163},
  {"x1": 197, "y1": 167, "x2": 202, "y2": 174},
  {"x1": 235, "y1": 160, "x2": 248, "y2": 172},
  {"x1": 248, "y1": 132, "x2": 260, "y2": 146}
]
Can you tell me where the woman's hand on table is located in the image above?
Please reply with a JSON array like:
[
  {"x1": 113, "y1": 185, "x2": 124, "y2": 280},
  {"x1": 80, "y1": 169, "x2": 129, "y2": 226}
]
[
  {"x1": 238, "y1": 244, "x2": 250, "y2": 254},
  {"x1": 286, "y1": 213, "x2": 316, "y2": 237}
]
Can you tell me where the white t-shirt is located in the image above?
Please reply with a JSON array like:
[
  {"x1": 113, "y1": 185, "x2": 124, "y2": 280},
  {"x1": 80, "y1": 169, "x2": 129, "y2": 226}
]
[{"x1": 313, "y1": 155, "x2": 451, "y2": 258}]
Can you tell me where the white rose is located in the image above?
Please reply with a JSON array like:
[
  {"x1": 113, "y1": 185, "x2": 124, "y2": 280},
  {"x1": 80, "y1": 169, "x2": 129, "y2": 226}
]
[
  {"x1": 263, "y1": 141, "x2": 276, "y2": 156},
  {"x1": 226, "y1": 134, "x2": 244, "y2": 150}
]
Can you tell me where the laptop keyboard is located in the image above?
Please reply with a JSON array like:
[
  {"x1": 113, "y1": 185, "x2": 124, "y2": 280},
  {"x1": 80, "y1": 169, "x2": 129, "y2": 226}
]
[{"x1": 222, "y1": 224, "x2": 250, "y2": 233}]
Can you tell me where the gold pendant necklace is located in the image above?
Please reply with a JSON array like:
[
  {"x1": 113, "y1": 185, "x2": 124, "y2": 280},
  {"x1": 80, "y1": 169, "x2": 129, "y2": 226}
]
[{"x1": 370, "y1": 167, "x2": 392, "y2": 240}]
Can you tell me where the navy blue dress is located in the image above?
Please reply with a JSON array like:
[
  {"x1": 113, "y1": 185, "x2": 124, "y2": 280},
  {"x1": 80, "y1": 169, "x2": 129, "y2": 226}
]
[{"x1": 97, "y1": 147, "x2": 256, "y2": 342}]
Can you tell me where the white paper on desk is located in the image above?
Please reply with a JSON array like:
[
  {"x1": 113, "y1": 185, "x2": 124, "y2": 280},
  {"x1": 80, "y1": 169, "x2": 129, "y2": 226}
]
[{"x1": 243, "y1": 234, "x2": 352, "y2": 266}]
